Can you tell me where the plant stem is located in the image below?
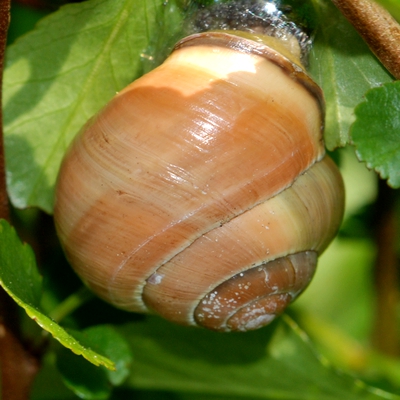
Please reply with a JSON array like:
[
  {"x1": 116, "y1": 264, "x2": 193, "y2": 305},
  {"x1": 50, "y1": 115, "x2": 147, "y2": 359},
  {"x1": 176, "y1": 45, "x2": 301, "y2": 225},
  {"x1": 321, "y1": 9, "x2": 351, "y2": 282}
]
[
  {"x1": 0, "y1": 0, "x2": 8, "y2": 223},
  {"x1": 49, "y1": 286, "x2": 94, "y2": 324},
  {"x1": 0, "y1": 2, "x2": 41, "y2": 399},
  {"x1": 371, "y1": 180, "x2": 400, "y2": 356},
  {"x1": 0, "y1": 297, "x2": 40, "y2": 400},
  {"x1": 331, "y1": 0, "x2": 400, "y2": 79}
]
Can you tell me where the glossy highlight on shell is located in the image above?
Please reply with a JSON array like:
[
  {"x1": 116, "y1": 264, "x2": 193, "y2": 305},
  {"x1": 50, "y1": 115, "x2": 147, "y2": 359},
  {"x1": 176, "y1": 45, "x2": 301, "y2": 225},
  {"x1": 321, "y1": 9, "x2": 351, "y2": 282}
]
[{"x1": 54, "y1": 30, "x2": 345, "y2": 332}]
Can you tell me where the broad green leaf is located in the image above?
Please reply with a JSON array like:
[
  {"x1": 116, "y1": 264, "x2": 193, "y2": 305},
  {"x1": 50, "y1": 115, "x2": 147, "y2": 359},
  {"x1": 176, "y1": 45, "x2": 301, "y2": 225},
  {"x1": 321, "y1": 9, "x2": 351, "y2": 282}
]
[
  {"x1": 31, "y1": 353, "x2": 78, "y2": 400},
  {"x1": 4, "y1": 0, "x2": 184, "y2": 213},
  {"x1": 57, "y1": 346, "x2": 111, "y2": 400},
  {"x1": 0, "y1": 219, "x2": 42, "y2": 305},
  {"x1": 121, "y1": 316, "x2": 396, "y2": 400},
  {"x1": 309, "y1": 0, "x2": 393, "y2": 150},
  {"x1": 57, "y1": 325, "x2": 132, "y2": 399},
  {"x1": 0, "y1": 219, "x2": 114, "y2": 370},
  {"x1": 350, "y1": 82, "x2": 400, "y2": 187}
]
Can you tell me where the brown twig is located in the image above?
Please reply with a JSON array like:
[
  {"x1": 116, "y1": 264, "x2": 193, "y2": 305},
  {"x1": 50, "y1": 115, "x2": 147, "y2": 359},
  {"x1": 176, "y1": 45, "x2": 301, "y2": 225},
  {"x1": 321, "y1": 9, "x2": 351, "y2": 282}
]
[
  {"x1": 0, "y1": 1, "x2": 8, "y2": 222},
  {"x1": 371, "y1": 180, "x2": 400, "y2": 356},
  {"x1": 331, "y1": 0, "x2": 400, "y2": 79},
  {"x1": 0, "y1": 0, "x2": 41, "y2": 398},
  {"x1": 0, "y1": 291, "x2": 40, "y2": 400}
]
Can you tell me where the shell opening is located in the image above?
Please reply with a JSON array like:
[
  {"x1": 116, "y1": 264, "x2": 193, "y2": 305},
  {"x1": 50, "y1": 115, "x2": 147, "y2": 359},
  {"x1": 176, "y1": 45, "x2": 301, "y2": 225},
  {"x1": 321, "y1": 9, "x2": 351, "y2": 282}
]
[{"x1": 194, "y1": 251, "x2": 317, "y2": 332}]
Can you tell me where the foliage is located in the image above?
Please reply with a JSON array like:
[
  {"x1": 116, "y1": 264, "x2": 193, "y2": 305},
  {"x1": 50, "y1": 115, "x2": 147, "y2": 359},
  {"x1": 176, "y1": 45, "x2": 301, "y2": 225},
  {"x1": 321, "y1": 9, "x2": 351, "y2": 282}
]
[
  {"x1": 1, "y1": 0, "x2": 400, "y2": 398},
  {"x1": 0, "y1": 220, "x2": 116, "y2": 370},
  {"x1": 351, "y1": 82, "x2": 400, "y2": 187}
]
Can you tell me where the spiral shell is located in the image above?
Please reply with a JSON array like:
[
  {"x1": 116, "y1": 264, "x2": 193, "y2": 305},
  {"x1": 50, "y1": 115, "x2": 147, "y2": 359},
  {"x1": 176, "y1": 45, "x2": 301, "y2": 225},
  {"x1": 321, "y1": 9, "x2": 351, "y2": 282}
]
[{"x1": 54, "y1": 31, "x2": 344, "y2": 332}]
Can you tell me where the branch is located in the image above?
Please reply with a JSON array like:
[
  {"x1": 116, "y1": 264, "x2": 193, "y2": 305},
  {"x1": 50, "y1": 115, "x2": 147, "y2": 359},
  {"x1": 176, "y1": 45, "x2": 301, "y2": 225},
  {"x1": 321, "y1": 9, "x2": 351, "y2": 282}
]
[
  {"x1": 0, "y1": 290, "x2": 40, "y2": 400},
  {"x1": 371, "y1": 180, "x2": 400, "y2": 356},
  {"x1": 0, "y1": 1, "x2": 40, "y2": 398},
  {"x1": 331, "y1": 0, "x2": 400, "y2": 79},
  {"x1": 0, "y1": 0, "x2": 8, "y2": 222}
]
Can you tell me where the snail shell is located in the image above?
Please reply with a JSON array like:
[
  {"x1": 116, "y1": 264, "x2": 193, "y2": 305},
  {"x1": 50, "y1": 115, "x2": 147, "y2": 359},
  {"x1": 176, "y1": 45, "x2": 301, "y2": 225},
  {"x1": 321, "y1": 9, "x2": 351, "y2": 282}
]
[{"x1": 54, "y1": 32, "x2": 344, "y2": 332}]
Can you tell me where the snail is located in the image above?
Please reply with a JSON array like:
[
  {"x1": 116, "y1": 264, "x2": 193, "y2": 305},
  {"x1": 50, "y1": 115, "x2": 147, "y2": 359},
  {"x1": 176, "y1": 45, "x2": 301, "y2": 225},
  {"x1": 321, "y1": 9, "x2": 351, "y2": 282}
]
[{"x1": 54, "y1": 0, "x2": 345, "y2": 332}]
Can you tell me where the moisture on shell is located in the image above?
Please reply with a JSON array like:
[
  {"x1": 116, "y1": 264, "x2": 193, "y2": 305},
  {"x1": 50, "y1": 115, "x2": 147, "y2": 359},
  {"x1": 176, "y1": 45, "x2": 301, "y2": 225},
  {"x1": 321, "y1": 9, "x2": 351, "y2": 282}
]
[{"x1": 189, "y1": 0, "x2": 312, "y2": 63}]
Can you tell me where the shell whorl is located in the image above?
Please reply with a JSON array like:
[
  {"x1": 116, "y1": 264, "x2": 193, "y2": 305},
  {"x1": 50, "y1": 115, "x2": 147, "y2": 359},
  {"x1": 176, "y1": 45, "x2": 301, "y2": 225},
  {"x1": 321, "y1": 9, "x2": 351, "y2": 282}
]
[{"x1": 54, "y1": 32, "x2": 344, "y2": 332}]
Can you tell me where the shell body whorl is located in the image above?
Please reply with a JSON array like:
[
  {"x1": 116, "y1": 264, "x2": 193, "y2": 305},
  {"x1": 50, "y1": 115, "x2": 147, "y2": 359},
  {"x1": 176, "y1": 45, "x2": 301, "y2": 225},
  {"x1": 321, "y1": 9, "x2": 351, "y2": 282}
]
[{"x1": 54, "y1": 32, "x2": 344, "y2": 332}]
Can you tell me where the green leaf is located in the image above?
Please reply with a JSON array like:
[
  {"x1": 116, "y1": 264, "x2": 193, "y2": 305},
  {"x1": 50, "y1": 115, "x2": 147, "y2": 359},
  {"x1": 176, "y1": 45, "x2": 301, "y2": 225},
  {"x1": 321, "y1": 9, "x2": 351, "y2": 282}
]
[
  {"x1": 0, "y1": 219, "x2": 114, "y2": 370},
  {"x1": 0, "y1": 219, "x2": 42, "y2": 306},
  {"x1": 57, "y1": 346, "x2": 111, "y2": 400},
  {"x1": 309, "y1": 0, "x2": 393, "y2": 150},
  {"x1": 350, "y1": 81, "x2": 400, "y2": 188},
  {"x1": 121, "y1": 316, "x2": 396, "y2": 400},
  {"x1": 56, "y1": 325, "x2": 132, "y2": 399},
  {"x1": 4, "y1": 0, "x2": 184, "y2": 213}
]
